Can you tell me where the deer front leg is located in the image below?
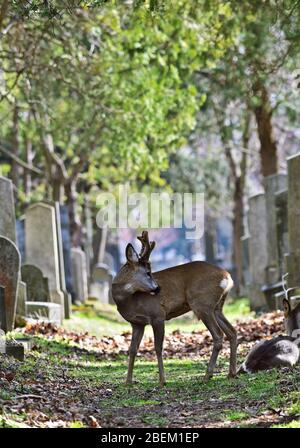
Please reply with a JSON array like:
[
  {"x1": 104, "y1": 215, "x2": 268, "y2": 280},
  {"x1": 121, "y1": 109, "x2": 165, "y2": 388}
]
[
  {"x1": 152, "y1": 320, "x2": 166, "y2": 387},
  {"x1": 126, "y1": 324, "x2": 145, "y2": 385}
]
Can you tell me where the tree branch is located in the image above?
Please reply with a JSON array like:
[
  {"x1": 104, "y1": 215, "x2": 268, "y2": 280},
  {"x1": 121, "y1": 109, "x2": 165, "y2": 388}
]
[{"x1": 0, "y1": 145, "x2": 43, "y2": 175}]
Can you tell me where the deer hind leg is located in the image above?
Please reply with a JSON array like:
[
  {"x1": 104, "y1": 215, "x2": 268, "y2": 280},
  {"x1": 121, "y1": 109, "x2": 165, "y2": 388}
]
[
  {"x1": 215, "y1": 308, "x2": 237, "y2": 378},
  {"x1": 126, "y1": 324, "x2": 145, "y2": 385},
  {"x1": 152, "y1": 320, "x2": 166, "y2": 386},
  {"x1": 199, "y1": 310, "x2": 224, "y2": 381}
]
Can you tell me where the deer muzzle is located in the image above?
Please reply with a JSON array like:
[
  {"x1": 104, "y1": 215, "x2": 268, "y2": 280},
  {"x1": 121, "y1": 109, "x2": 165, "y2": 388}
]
[{"x1": 150, "y1": 285, "x2": 161, "y2": 295}]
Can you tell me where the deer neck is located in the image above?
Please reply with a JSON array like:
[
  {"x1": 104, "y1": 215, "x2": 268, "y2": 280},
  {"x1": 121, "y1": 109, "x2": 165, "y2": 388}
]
[{"x1": 111, "y1": 282, "x2": 133, "y2": 304}]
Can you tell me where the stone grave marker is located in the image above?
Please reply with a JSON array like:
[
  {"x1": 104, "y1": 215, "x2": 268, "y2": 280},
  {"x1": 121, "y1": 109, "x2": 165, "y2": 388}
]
[
  {"x1": 248, "y1": 194, "x2": 268, "y2": 310},
  {"x1": 71, "y1": 248, "x2": 88, "y2": 303},
  {"x1": 0, "y1": 285, "x2": 7, "y2": 332},
  {"x1": 264, "y1": 174, "x2": 287, "y2": 284},
  {"x1": 26, "y1": 302, "x2": 61, "y2": 325},
  {"x1": 0, "y1": 176, "x2": 16, "y2": 242},
  {"x1": 25, "y1": 202, "x2": 64, "y2": 321},
  {"x1": 286, "y1": 153, "x2": 300, "y2": 289},
  {"x1": 16, "y1": 281, "x2": 27, "y2": 317},
  {"x1": 0, "y1": 176, "x2": 28, "y2": 322},
  {"x1": 90, "y1": 263, "x2": 114, "y2": 304},
  {"x1": 275, "y1": 189, "x2": 288, "y2": 276},
  {"x1": 60, "y1": 205, "x2": 75, "y2": 302},
  {"x1": 16, "y1": 218, "x2": 26, "y2": 261},
  {"x1": 21, "y1": 264, "x2": 50, "y2": 303},
  {"x1": 0, "y1": 236, "x2": 21, "y2": 331}
]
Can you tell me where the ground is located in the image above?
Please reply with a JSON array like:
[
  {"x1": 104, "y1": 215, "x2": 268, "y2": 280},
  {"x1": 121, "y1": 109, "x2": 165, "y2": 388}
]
[{"x1": 0, "y1": 299, "x2": 299, "y2": 428}]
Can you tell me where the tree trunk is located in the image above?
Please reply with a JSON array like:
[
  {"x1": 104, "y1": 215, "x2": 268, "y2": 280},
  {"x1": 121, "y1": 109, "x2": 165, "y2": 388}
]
[
  {"x1": 65, "y1": 179, "x2": 82, "y2": 247},
  {"x1": 11, "y1": 101, "x2": 20, "y2": 191},
  {"x1": 222, "y1": 112, "x2": 249, "y2": 295},
  {"x1": 232, "y1": 177, "x2": 244, "y2": 294},
  {"x1": 52, "y1": 176, "x2": 64, "y2": 203},
  {"x1": 23, "y1": 114, "x2": 33, "y2": 198},
  {"x1": 253, "y1": 80, "x2": 278, "y2": 177}
]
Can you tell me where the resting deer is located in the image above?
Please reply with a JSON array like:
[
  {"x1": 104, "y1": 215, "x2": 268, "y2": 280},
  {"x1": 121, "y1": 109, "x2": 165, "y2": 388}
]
[
  {"x1": 112, "y1": 231, "x2": 237, "y2": 386},
  {"x1": 238, "y1": 300, "x2": 300, "y2": 374}
]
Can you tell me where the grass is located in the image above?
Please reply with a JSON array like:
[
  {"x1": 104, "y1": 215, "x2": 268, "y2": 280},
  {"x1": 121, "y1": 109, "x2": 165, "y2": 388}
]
[
  {"x1": 272, "y1": 420, "x2": 300, "y2": 428},
  {"x1": 64, "y1": 297, "x2": 253, "y2": 337},
  {"x1": 224, "y1": 411, "x2": 248, "y2": 422}
]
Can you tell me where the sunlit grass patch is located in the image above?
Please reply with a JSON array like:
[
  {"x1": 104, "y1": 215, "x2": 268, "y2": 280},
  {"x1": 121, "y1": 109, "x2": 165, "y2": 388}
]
[
  {"x1": 272, "y1": 420, "x2": 300, "y2": 428},
  {"x1": 224, "y1": 410, "x2": 248, "y2": 421},
  {"x1": 64, "y1": 298, "x2": 253, "y2": 338}
]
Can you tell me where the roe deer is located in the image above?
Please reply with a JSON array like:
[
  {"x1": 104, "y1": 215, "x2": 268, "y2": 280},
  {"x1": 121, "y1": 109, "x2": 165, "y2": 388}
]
[
  {"x1": 112, "y1": 231, "x2": 237, "y2": 386},
  {"x1": 238, "y1": 299, "x2": 300, "y2": 374}
]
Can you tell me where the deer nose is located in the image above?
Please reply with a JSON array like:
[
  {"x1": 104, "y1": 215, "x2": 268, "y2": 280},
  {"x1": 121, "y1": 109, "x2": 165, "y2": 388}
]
[{"x1": 154, "y1": 285, "x2": 161, "y2": 295}]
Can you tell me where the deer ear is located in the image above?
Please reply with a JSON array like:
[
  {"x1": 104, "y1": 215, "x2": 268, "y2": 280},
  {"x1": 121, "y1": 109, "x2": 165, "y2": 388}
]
[
  {"x1": 283, "y1": 299, "x2": 291, "y2": 318},
  {"x1": 125, "y1": 244, "x2": 139, "y2": 264}
]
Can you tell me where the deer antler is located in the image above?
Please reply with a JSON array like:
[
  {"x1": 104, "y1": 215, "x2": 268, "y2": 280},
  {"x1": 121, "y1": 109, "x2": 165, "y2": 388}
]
[{"x1": 137, "y1": 230, "x2": 156, "y2": 262}]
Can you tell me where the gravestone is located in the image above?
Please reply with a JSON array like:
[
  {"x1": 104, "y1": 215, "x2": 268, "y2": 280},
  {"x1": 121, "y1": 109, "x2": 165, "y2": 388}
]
[
  {"x1": 90, "y1": 263, "x2": 113, "y2": 304},
  {"x1": 275, "y1": 189, "x2": 288, "y2": 276},
  {"x1": 42, "y1": 201, "x2": 72, "y2": 318},
  {"x1": 60, "y1": 205, "x2": 75, "y2": 302},
  {"x1": 0, "y1": 237, "x2": 21, "y2": 331},
  {"x1": 264, "y1": 174, "x2": 287, "y2": 284},
  {"x1": 286, "y1": 153, "x2": 300, "y2": 288},
  {"x1": 21, "y1": 264, "x2": 49, "y2": 303},
  {"x1": 16, "y1": 218, "x2": 26, "y2": 261},
  {"x1": 25, "y1": 203, "x2": 64, "y2": 321},
  {"x1": 0, "y1": 176, "x2": 16, "y2": 242},
  {"x1": 83, "y1": 199, "x2": 93, "y2": 281},
  {"x1": 0, "y1": 286, "x2": 7, "y2": 332},
  {"x1": 16, "y1": 281, "x2": 27, "y2": 317},
  {"x1": 248, "y1": 194, "x2": 268, "y2": 310},
  {"x1": 26, "y1": 302, "x2": 61, "y2": 325},
  {"x1": 71, "y1": 248, "x2": 88, "y2": 303},
  {"x1": 53, "y1": 202, "x2": 72, "y2": 318},
  {"x1": 0, "y1": 176, "x2": 27, "y2": 323}
]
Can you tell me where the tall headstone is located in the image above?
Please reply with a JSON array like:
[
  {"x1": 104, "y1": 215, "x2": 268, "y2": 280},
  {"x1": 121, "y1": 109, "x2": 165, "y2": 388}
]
[
  {"x1": 286, "y1": 153, "x2": 300, "y2": 288},
  {"x1": 25, "y1": 203, "x2": 64, "y2": 320},
  {"x1": 275, "y1": 189, "x2": 288, "y2": 276},
  {"x1": 21, "y1": 264, "x2": 50, "y2": 302},
  {"x1": 264, "y1": 174, "x2": 287, "y2": 284},
  {"x1": 0, "y1": 176, "x2": 26, "y2": 321},
  {"x1": 248, "y1": 194, "x2": 268, "y2": 310},
  {"x1": 42, "y1": 201, "x2": 72, "y2": 318},
  {"x1": 83, "y1": 198, "x2": 94, "y2": 281},
  {"x1": 60, "y1": 205, "x2": 75, "y2": 302},
  {"x1": 71, "y1": 248, "x2": 88, "y2": 303},
  {"x1": 53, "y1": 203, "x2": 72, "y2": 318},
  {"x1": 0, "y1": 237, "x2": 21, "y2": 331},
  {"x1": 0, "y1": 176, "x2": 16, "y2": 242}
]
